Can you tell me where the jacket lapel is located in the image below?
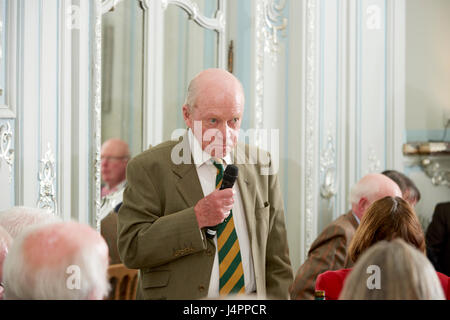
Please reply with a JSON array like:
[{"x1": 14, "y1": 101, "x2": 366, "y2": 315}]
[
  {"x1": 171, "y1": 134, "x2": 205, "y2": 208},
  {"x1": 173, "y1": 163, "x2": 204, "y2": 208},
  {"x1": 236, "y1": 165, "x2": 256, "y2": 241}
]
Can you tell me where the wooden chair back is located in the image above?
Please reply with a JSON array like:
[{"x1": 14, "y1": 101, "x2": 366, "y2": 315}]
[{"x1": 107, "y1": 263, "x2": 138, "y2": 300}]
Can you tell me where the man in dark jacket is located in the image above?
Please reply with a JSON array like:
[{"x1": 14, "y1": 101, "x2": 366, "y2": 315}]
[{"x1": 426, "y1": 202, "x2": 450, "y2": 276}]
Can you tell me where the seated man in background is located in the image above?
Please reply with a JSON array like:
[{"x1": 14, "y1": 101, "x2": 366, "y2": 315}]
[
  {"x1": 289, "y1": 173, "x2": 402, "y2": 300},
  {"x1": 426, "y1": 201, "x2": 450, "y2": 276},
  {"x1": 382, "y1": 169, "x2": 421, "y2": 207},
  {"x1": 101, "y1": 203, "x2": 122, "y2": 265},
  {"x1": 339, "y1": 239, "x2": 445, "y2": 300},
  {"x1": 0, "y1": 225, "x2": 13, "y2": 300},
  {"x1": 100, "y1": 138, "x2": 130, "y2": 220},
  {"x1": 2, "y1": 221, "x2": 110, "y2": 300},
  {"x1": 0, "y1": 206, "x2": 60, "y2": 239}
]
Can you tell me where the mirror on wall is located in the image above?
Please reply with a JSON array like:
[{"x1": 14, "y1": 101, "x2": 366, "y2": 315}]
[
  {"x1": 97, "y1": 0, "x2": 225, "y2": 257},
  {"x1": 162, "y1": 0, "x2": 219, "y2": 140},
  {"x1": 101, "y1": 0, "x2": 144, "y2": 158},
  {"x1": 404, "y1": 0, "x2": 450, "y2": 228}
]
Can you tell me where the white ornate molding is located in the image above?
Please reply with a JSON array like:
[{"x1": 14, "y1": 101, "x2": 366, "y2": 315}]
[
  {"x1": 0, "y1": 1, "x2": 17, "y2": 119},
  {"x1": 421, "y1": 157, "x2": 450, "y2": 188},
  {"x1": 320, "y1": 132, "x2": 337, "y2": 199},
  {"x1": 254, "y1": 0, "x2": 265, "y2": 137},
  {"x1": 262, "y1": 0, "x2": 288, "y2": 64},
  {"x1": 37, "y1": 143, "x2": 57, "y2": 215},
  {"x1": 139, "y1": 0, "x2": 225, "y2": 32},
  {"x1": 254, "y1": 0, "x2": 288, "y2": 143},
  {"x1": 101, "y1": 0, "x2": 124, "y2": 14},
  {"x1": 0, "y1": 122, "x2": 13, "y2": 181},
  {"x1": 94, "y1": 0, "x2": 102, "y2": 231},
  {"x1": 304, "y1": 0, "x2": 318, "y2": 256},
  {"x1": 368, "y1": 146, "x2": 381, "y2": 173}
]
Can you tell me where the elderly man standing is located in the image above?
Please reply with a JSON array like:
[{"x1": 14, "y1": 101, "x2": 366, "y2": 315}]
[
  {"x1": 118, "y1": 68, "x2": 293, "y2": 299},
  {"x1": 289, "y1": 173, "x2": 402, "y2": 300},
  {"x1": 100, "y1": 138, "x2": 130, "y2": 220}
]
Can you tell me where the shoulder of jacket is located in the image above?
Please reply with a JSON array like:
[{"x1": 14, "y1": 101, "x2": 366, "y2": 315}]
[{"x1": 129, "y1": 139, "x2": 179, "y2": 167}]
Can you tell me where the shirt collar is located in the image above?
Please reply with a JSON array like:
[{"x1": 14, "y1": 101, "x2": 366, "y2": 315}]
[
  {"x1": 352, "y1": 211, "x2": 361, "y2": 225},
  {"x1": 187, "y1": 129, "x2": 233, "y2": 168},
  {"x1": 103, "y1": 179, "x2": 127, "y2": 193}
]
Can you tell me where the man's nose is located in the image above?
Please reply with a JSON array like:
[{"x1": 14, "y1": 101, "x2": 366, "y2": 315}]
[
  {"x1": 101, "y1": 159, "x2": 108, "y2": 167},
  {"x1": 217, "y1": 122, "x2": 230, "y2": 140}
]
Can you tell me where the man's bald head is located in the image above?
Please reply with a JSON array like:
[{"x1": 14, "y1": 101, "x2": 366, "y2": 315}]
[
  {"x1": 22, "y1": 222, "x2": 108, "y2": 270},
  {"x1": 101, "y1": 138, "x2": 130, "y2": 189},
  {"x1": 0, "y1": 225, "x2": 12, "y2": 282},
  {"x1": 350, "y1": 173, "x2": 402, "y2": 220},
  {"x1": 182, "y1": 69, "x2": 245, "y2": 158},
  {"x1": 184, "y1": 68, "x2": 245, "y2": 112},
  {"x1": 101, "y1": 139, "x2": 130, "y2": 157},
  {"x1": 2, "y1": 222, "x2": 109, "y2": 300}
]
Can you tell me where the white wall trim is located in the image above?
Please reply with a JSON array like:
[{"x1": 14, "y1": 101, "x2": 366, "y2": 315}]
[
  {"x1": 386, "y1": 0, "x2": 405, "y2": 171},
  {"x1": 302, "y1": 0, "x2": 320, "y2": 257},
  {"x1": 0, "y1": 1, "x2": 17, "y2": 118}
]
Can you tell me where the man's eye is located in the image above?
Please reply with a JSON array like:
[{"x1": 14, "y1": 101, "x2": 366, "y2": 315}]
[
  {"x1": 210, "y1": 119, "x2": 217, "y2": 124},
  {"x1": 233, "y1": 118, "x2": 239, "y2": 123}
]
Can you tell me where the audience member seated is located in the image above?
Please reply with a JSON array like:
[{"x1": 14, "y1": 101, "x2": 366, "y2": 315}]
[
  {"x1": 426, "y1": 201, "x2": 450, "y2": 276},
  {"x1": 0, "y1": 206, "x2": 60, "y2": 239},
  {"x1": 0, "y1": 225, "x2": 12, "y2": 300},
  {"x1": 100, "y1": 139, "x2": 129, "y2": 221},
  {"x1": 382, "y1": 170, "x2": 421, "y2": 207},
  {"x1": 290, "y1": 173, "x2": 402, "y2": 299},
  {"x1": 101, "y1": 204, "x2": 122, "y2": 265},
  {"x1": 339, "y1": 239, "x2": 445, "y2": 300},
  {"x1": 315, "y1": 196, "x2": 449, "y2": 300},
  {"x1": 2, "y1": 221, "x2": 110, "y2": 300}
]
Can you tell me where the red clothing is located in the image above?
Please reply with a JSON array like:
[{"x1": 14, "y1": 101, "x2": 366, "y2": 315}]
[{"x1": 316, "y1": 268, "x2": 449, "y2": 300}]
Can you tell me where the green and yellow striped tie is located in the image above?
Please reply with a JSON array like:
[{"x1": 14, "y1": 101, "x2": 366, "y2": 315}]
[{"x1": 213, "y1": 160, "x2": 245, "y2": 295}]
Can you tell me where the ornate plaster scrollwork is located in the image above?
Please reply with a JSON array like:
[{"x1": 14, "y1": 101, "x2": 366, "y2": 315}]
[
  {"x1": 0, "y1": 122, "x2": 14, "y2": 181},
  {"x1": 255, "y1": 0, "x2": 265, "y2": 136},
  {"x1": 368, "y1": 146, "x2": 381, "y2": 173},
  {"x1": 101, "y1": 0, "x2": 123, "y2": 14},
  {"x1": 304, "y1": 0, "x2": 317, "y2": 256},
  {"x1": 145, "y1": 0, "x2": 226, "y2": 32},
  {"x1": 421, "y1": 158, "x2": 450, "y2": 188},
  {"x1": 94, "y1": 0, "x2": 102, "y2": 230},
  {"x1": 320, "y1": 133, "x2": 337, "y2": 199},
  {"x1": 254, "y1": 0, "x2": 288, "y2": 142},
  {"x1": 37, "y1": 143, "x2": 57, "y2": 215},
  {"x1": 262, "y1": 0, "x2": 288, "y2": 64}
]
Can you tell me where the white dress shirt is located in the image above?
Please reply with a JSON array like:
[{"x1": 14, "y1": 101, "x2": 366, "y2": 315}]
[{"x1": 187, "y1": 129, "x2": 256, "y2": 297}]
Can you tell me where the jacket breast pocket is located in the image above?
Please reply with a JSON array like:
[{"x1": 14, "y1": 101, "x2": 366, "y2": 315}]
[{"x1": 142, "y1": 270, "x2": 170, "y2": 289}]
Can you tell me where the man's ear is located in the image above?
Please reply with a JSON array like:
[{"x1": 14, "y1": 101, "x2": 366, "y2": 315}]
[
  {"x1": 182, "y1": 105, "x2": 192, "y2": 128},
  {"x1": 358, "y1": 197, "x2": 369, "y2": 215}
]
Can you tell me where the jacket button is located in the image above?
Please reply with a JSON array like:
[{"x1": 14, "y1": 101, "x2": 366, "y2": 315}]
[
  {"x1": 198, "y1": 285, "x2": 205, "y2": 292},
  {"x1": 206, "y1": 249, "x2": 213, "y2": 256}
]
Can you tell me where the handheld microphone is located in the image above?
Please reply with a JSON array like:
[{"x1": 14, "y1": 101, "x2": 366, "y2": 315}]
[{"x1": 206, "y1": 164, "x2": 239, "y2": 239}]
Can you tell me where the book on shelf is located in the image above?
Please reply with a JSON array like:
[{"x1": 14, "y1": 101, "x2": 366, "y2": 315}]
[{"x1": 403, "y1": 142, "x2": 450, "y2": 155}]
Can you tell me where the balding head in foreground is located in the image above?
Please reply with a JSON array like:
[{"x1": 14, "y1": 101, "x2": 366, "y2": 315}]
[
  {"x1": 0, "y1": 206, "x2": 60, "y2": 239},
  {"x1": 2, "y1": 221, "x2": 109, "y2": 300}
]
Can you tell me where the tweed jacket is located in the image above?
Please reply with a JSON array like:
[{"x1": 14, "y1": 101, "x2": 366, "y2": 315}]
[
  {"x1": 117, "y1": 135, "x2": 293, "y2": 299},
  {"x1": 289, "y1": 211, "x2": 358, "y2": 300}
]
